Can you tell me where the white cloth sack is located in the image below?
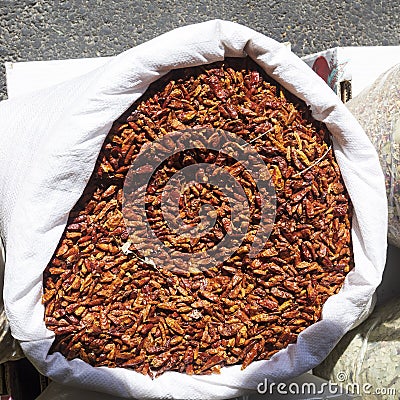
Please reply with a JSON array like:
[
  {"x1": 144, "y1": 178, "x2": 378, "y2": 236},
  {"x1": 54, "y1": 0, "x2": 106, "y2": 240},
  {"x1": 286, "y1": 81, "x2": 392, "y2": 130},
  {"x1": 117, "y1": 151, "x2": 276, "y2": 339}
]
[{"x1": 0, "y1": 19, "x2": 387, "y2": 399}]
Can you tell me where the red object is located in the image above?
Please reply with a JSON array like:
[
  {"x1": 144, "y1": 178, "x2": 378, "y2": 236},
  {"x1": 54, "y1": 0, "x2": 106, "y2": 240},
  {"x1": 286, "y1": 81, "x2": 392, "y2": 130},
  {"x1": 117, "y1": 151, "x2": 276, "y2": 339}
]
[{"x1": 312, "y1": 56, "x2": 331, "y2": 83}]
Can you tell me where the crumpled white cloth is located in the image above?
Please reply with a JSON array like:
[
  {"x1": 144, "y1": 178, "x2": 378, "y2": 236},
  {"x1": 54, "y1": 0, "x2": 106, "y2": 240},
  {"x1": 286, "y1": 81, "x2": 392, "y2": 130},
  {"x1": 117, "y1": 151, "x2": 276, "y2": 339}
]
[{"x1": 0, "y1": 19, "x2": 387, "y2": 399}]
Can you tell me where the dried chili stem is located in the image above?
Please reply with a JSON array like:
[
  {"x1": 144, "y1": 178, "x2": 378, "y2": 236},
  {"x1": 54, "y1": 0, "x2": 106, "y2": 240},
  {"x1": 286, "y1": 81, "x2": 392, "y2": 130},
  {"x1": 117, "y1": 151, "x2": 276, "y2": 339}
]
[{"x1": 292, "y1": 145, "x2": 332, "y2": 177}]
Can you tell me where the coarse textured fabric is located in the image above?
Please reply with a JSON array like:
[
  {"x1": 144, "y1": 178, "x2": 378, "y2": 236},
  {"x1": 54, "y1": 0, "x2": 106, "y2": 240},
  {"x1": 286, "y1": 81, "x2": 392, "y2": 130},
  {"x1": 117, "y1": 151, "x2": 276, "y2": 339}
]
[
  {"x1": 346, "y1": 64, "x2": 400, "y2": 248},
  {"x1": 314, "y1": 296, "x2": 400, "y2": 398},
  {"x1": 0, "y1": 20, "x2": 387, "y2": 399}
]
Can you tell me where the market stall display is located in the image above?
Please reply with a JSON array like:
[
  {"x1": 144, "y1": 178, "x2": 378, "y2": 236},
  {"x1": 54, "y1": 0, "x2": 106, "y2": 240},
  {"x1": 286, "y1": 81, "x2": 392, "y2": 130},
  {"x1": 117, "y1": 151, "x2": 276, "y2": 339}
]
[{"x1": 0, "y1": 20, "x2": 387, "y2": 399}]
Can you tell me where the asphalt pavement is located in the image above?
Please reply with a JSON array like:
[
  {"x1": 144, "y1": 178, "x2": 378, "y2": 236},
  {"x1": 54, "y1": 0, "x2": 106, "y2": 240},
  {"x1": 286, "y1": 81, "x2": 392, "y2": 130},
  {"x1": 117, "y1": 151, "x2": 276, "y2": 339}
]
[{"x1": 0, "y1": 0, "x2": 399, "y2": 100}]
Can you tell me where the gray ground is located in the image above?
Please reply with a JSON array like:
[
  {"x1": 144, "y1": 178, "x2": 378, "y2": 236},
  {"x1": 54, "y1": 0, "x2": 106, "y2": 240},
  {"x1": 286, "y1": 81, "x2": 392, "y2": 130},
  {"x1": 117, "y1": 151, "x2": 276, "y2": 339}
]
[{"x1": 1, "y1": 0, "x2": 400, "y2": 100}]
